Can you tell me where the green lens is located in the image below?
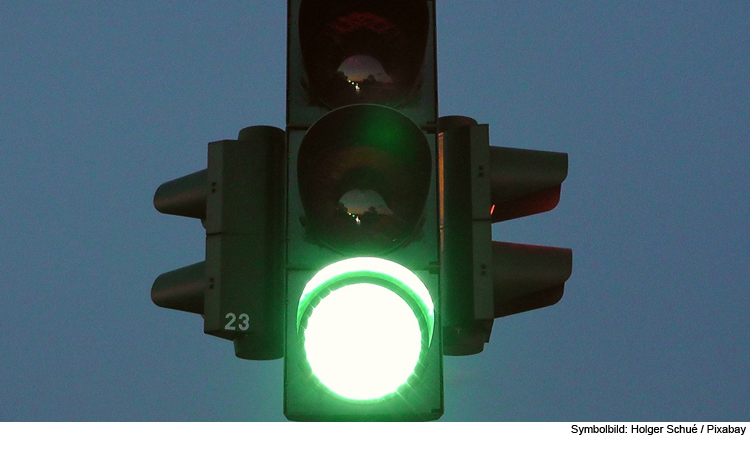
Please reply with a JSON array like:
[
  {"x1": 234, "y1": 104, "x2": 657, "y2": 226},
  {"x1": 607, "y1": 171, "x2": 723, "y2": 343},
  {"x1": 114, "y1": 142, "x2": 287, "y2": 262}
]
[{"x1": 297, "y1": 257, "x2": 434, "y2": 401}]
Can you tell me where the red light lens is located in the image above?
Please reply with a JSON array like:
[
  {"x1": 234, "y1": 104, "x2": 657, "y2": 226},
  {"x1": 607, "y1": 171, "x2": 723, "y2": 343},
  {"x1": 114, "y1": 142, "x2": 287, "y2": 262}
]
[{"x1": 299, "y1": 0, "x2": 429, "y2": 108}]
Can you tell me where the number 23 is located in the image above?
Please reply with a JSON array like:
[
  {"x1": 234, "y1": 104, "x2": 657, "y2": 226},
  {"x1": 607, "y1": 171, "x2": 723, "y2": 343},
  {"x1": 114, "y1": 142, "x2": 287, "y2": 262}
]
[{"x1": 225, "y1": 312, "x2": 250, "y2": 331}]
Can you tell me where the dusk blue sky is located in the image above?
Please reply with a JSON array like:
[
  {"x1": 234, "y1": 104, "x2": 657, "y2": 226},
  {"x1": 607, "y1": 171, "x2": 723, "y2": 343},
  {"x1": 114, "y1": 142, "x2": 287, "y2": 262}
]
[{"x1": 2, "y1": 1, "x2": 748, "y2": 421}]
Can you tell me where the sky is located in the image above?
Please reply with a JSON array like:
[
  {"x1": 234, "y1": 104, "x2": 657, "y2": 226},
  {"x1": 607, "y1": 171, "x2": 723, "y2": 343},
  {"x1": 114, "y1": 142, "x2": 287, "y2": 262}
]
[{"x1": 1, "y1": 1, "x2": 749, "y2": 422}]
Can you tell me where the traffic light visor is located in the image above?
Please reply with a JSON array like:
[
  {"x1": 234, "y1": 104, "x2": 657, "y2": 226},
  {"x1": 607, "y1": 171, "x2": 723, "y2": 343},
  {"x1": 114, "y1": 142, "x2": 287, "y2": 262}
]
[{"x1": 296, "y1": 257, "x2": 435, "y2": 401}]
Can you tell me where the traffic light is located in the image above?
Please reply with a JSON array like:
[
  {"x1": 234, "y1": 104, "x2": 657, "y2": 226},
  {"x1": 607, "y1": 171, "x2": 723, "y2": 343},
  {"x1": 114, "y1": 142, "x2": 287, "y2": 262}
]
[
  {"x1": 150, "y1": 0, "x2": 573, "y2": 421},
  {"x1": 283, "y1": 0, "x2": 443, "y2": 421},
  {"x1": 439, "y1": 116, "x2": 573, "y2": 356},
  {"x1": 151, "y1": 126, "x2": 286, "y2": 361}
]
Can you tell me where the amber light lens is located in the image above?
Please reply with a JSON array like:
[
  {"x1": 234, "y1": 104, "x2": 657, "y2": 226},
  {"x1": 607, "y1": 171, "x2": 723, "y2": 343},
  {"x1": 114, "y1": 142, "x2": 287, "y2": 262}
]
[{"x1": 297, "y1": 104, "x2": 431, "y2": 254}]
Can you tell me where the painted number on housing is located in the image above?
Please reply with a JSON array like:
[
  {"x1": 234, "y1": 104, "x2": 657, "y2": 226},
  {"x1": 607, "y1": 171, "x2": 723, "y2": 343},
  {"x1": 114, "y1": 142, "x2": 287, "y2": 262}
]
[{"x1": 225, "y1": 312, "x2": 250, "y2": 331}]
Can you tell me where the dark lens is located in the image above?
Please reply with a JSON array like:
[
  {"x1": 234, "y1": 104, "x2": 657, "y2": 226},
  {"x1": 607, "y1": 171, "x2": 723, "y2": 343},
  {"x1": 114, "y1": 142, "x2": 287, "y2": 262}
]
[
  {"x1": 299, "y1": 0, "x2": 429, "y2": 108},
  {"x1": 297, "y1": 105, "x2": 431, "y2": 254}
]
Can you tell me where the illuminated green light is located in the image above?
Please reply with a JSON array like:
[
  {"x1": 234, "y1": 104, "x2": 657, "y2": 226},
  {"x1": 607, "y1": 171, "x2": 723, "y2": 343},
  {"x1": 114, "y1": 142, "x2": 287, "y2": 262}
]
[
  {"x1": 297, "y1": 257, "x2": 435, "y2": 401},
  {"x1": 304, "y1": 283, "x2": 422, "y2": 400}
]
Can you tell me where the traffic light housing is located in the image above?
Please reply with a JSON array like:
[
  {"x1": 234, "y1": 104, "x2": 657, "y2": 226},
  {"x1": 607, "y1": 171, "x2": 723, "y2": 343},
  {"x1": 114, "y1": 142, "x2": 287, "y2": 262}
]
[
  {"x1": 150, "y1": 0, "x2": 573, "y2": 421},
  {"x1": 283, "y1": 0, "x2": 443, "y2": 421},
  {"x1": 439, "y1": 116, "x2": 573, "y2": 356},
  {"x1": 151, "y1": 126, "x2": 286, "y2": 360}
]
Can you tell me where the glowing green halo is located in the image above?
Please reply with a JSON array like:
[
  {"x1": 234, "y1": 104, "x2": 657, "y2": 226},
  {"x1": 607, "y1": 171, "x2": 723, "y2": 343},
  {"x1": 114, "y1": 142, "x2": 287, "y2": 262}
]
[{"x1": 296, "y1": 257, "x2": 435, "y2": 401}]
